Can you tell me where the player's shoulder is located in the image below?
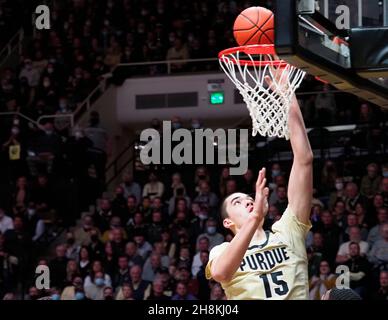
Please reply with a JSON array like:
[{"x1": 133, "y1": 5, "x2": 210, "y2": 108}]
[{"x1": 209, "y1": 242, "x2": 230, "y2": 259}]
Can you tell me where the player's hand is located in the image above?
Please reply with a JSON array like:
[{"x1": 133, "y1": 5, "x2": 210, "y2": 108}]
[{"x1": 253, "y1": 168, "x2": 269, "y2": 221}]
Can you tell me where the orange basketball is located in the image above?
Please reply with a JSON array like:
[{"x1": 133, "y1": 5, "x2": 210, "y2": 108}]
[{"x1": 233, "y1": 6, "x2": 274, "y2": 46}]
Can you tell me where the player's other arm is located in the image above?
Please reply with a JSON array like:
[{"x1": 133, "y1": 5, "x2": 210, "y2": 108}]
[
  {"x1": 211, "y1": 169, "x2": 269, "y2": 283},
  {"x1": 287, "y1": 95, "x2": 314, "y2": 224}
]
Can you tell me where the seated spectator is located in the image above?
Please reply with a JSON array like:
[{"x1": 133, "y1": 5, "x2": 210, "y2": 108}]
[
  {"x1": 78, "y1": 246, "x2": 91, "y2": 279},
  {"x1": 196, "y1": 250, "x2": 211, "y2": 300},
  {"x1": 160, "y1": 229, "x2": 177, "y2": 260},
  {"x1": 380, "y1": 177, "x2": 388, "y2": 207},
  {"x1": 124, "y1": 241, "x2": 144, "y2": 268},
  {"x1": 328, "y1": 177, "x2": 346, "y2": 210},
  {"x1": 110, "y1": 186, "x2": 127, "y2": 220},
  {"x1": 139, "y1": 197, "x2": 152, "y2": 219},
  {"x1": 354, "y1": 202, "x2": 370, "y2": 230},
  {"x1": 210, "y1": 283, "x2": 226, "y2": 300},
  {"x1": 125, "y1": 195, "x2": 138, "y2": 221},
  {"x1": 0, "y1": 207, "x2": 14, "y2": 234},
  {"x1": 61, "y1": 275, "x2": 85, "y2": 300},
  {"x1": 84, "y1": 271, "x2": 110, "y2": 300},
  {"x1": 65, "y1": 260, "x2": 80, "y2": 287},
  {"x1": 19, "y1": 58, "x2": 40, "y2": 88},
  {"x1": 369, "y1": 270, "x2": 388, "y2": 300},
  {"x1": 344, "y1": 182, "x2": 367, "y2": 215},
  {"x1": 171, "y1": 281, "x2": 197, "y2": 300},
  {"x1": 170, "y1": 172, "x2": 187, "y2": 198},
  {"x1": 367, "y1": 208, "x2": 388, "y2": 247},
  {"x1": 49, "y1": 244, "x2": 69, "y2": 289},
  {"x1": 129, "y1": 265, "x2": 151, "y2": 300},
  {"x1": 343, "y1": 242, "x2": 370, "y2": 298},
  {"x1": 224, "y1": 179, "x2": 238, "y2": 197},
  {"x1": 142, "y1": 252, "x2": 163, "y2": 282},
  {"x1": 102, "y1": 242, "x2": 116, "y2": 278},
  {"x1": 342, "y1": 213, "x2": 368, "y2": 242},
  {"x1": 332, "y1": 200, "x2": 348, "y2": 229},
  {"x1": 152, "y1": 242, "x2": 170, "y2": 268},
  {"x1": 169, "y1": 193, "x2": 191, "y2": 217},
  {"x1": 368, "y1": 223, "x2": 388, "y2": 270},
  {"x1": 146, "y1": 278, "x2": 171, "y2": 300},
  {"x1": 87, "y1": 229, "x2": 104, "y2": 261},
  {"x1": 142, "y1": 172, "x2": 164, "y2": 200},
  {"x1": 120, "y1": 172, "x2": 141, "y2": 205},
  {"x1": 309, "y1": 260, "x2": 336, "y2": 300},
  {"x1": 133, "y1": 230, "x2": 153, "y2": 260},
  {"x1": 307, "y1": 247, "x2": 323, "y2": 279},
  {"x1": 360, "y1": 163, "x2": 382, "y2": 199},
  {"x1": 194, "y1": 181, "x2": 219, "y2": 212},
  {"x1": 101, "y1": 216, "x2": 127, "y2": 244},
  {"x1": 336, "y1": 227, "x2": 369, "y2": 264},
  {"x1": 116, "y1": 283, "x2": 135, "y2": 300},
  {"x1": 166, "y1": 38, "x2": 190, "y2": 72},
  {"x1": 271, "y1": 185, "x2": 288, "y2": 214},
  {"x1": 113, "y1": 255, "x2": 131, "y2": 289},
  {"x1": 93, "y1": 198, "x2": 113, "y2": 232},
  {"x1": 189, "y1": 202, "x2": 208, "y2": 247},
  {"x1": 192, "y1": 237, "x2": 210, "y2": 277},
  {"x1": 126, "y1": 212, "x2": 146, "y2": 240},
  {"x1": 24, "y1": 202, "x2": 45, "y2": 242},
  {"x1": 103, "y1": 286, "x2": 114, "y2": 300},
  {"x1": 147, "y1": 211, "x2": 165, "y2": 243},
  {"x1": 314, "y1": 211, "x2": 341, "y2": 266},
  {"x1": 73, "y1": 214, "x2": 99, "y2": 246},
  {"x1": 196, "y1": 218, "x2": 224, "y2": 250},
  {"x1": 175, "y1": 264, "x2": 198, "y2": 295},
  {"x1": 65, "y1": 232, "x2": 80, "y2": 261}
]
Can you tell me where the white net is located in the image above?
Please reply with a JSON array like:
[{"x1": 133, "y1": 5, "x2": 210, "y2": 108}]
[{"x1": 219, "y1": 49, "x2": 306, "y2": 139}]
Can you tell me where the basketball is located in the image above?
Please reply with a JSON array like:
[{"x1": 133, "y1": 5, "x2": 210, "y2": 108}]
[{"x1": 233, "y1": 6, "x2": 274, "y2": 46}]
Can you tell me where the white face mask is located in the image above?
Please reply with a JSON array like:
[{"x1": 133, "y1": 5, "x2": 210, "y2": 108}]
[{"x1": 335, "y1": 182, "x2": 344, "y2": 191}]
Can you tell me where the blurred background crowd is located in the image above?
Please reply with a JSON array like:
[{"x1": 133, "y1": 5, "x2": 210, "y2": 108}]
[{"x1": 0, "y1": 0, "x2": 387, "y2": 300}]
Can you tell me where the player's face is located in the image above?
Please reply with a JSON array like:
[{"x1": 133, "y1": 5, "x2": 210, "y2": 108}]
[{"x1": 224, "y1": 192, "x2": 261, "y2": 232}]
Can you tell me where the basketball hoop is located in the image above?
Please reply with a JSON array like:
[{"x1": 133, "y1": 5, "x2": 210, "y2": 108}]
[{"x1": 218, "y1": 44, "x2": 306, "y2": 139}]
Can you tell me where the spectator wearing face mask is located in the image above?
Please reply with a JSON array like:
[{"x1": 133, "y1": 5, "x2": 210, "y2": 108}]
[
  {"x1": 61, "y1": 276, "x2": 87, "y2": 300},
  {"x1": 328, "y1": 177, "x2": 346, "y2": 210},
  {"x1": 84, "y1": 270, "x2": 110, "y2": 300},
  {"x1": 196, "y1": 218, "x2": 224, "y2": 250}
]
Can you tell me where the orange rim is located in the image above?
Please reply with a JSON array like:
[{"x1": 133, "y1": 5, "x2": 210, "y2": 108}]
[{"x1": 218, "y1": 44, "x2": 288, "y2": 67}]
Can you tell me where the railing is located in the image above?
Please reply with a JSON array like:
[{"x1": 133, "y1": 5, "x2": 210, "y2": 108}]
[
  {"x1": 112, "y1": 57, "x2": 219, "y2": 76},
  {"x1": 0, "y1": 28, "x2": 24, "y2": 68},
  {"x1": 105, "y1": 139, "x2": 137, "y2": 187}
]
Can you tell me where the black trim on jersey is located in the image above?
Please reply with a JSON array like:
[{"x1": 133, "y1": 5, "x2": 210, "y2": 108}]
[{"x1": 247, "y1": 231, "x2": 271, "y2": 250}]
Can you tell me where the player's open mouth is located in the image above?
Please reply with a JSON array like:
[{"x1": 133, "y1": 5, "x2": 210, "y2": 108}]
[{"x1": 248, "y1": 206, "x2": 254, "y2": 213}]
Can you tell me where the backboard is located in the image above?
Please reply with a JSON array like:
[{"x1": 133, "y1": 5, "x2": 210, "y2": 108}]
[{"x1": 274, "y1": 0, "x2": 388, "y2": 108}]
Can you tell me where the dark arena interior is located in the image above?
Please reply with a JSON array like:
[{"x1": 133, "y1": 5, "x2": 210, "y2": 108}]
[{"x1": 0, "y1": 0, "x2": 387, "y2": 302}]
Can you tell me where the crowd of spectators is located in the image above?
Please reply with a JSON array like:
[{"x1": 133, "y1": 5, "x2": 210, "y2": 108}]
[{"x1": 0, "y1": 0, "x2": 388, "y2": 301}]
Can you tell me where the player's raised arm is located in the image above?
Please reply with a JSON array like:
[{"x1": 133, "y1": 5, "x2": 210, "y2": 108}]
[
  {"x1": 286, "y1": 95, "x2": 313, "y2": 224},
  {"x1": 210, "y1": 168, "x2": 269, "y2": 283}
]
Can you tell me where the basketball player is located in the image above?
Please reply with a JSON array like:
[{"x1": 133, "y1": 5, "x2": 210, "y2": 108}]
[{"x1": 206, "y1": 73, "x2": 314, "y2": 300}]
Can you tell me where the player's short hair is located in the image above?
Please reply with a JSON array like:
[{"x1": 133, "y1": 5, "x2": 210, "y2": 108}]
[{"x1": 221, "y1": 197, "x2": 229, "y2": 220}]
